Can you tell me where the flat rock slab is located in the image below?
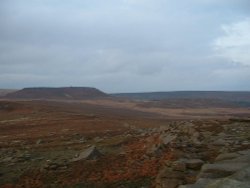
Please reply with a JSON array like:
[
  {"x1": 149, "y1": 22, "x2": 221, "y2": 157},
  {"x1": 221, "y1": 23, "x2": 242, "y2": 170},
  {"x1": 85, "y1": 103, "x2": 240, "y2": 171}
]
[
  {"x1": 219, "y1": 155, "x2": 250, "y2": 163},
  {"x1": 205, "y1": 166, "x2": 250, "y2": 188},
  {"x1": 237, "y1": 149, "x2": 250, "y2": 156},
  {"x1": 178, "y1": 178, "x2": 214, "y2": 188},
  {"x1": 185, "y1": 159, "x2": 204, "y2": 170},
  {"x1": 206, "y1": 178, "x2": 249, "y2": 188},
  {"x1": 199, "y1": 162, "x2": 249, "y2": 178},
  {"x1": 212, "y1": 138, "x2": 226, "y2": 146},
  {"x1": 215, "y1": 153, "x2": 241, "y2": 161},
  {"x1": 230, "y1": 165, "x2": 250, "y2": 182}
]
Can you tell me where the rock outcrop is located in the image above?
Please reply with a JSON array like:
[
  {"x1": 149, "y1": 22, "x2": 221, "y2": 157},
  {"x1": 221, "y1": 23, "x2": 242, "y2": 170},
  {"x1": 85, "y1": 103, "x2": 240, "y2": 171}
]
[{"x1": 178, "y1": 149, "x2": 250, "y2": 188}]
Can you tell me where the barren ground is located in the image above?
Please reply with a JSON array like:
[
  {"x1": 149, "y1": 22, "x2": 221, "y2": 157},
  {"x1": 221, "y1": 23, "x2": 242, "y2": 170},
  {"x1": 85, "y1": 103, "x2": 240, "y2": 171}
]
[{"x1": 0, "y1": 99, "x2": 249, "y2": 188}]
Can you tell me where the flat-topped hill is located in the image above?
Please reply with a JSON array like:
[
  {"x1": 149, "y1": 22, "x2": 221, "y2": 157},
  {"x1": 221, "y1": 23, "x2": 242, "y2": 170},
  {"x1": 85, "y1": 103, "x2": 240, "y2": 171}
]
[{"x1": 3, "y1": 87, "x2": 108, "y2": 100}]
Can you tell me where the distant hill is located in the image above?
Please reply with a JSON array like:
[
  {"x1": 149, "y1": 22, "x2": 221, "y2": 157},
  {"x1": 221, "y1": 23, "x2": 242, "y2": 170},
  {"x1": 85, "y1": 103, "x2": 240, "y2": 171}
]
[
  {"x1": 136, "y1": 98, "x2": 250, "y2": 108},
  {"x1": 112, "y1": 91, "x2": 250, "y2": 107},
  {"x1": 3, "y1": 87, "x2": 108, "y2": 100},
  {"x1": 112, "y1": 91, "x2": 250, "y2": 101},
  {"x1": 0, "y1": 89, "x2": 18, "y2": 97}
]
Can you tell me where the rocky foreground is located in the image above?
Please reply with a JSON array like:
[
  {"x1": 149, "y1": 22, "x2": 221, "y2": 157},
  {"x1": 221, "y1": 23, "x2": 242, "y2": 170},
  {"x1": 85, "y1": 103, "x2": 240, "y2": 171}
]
[
  {"x1": 0, "y1": 115, "x2": 249, "y2": 187},
  {"x1": 154, "y1": 119, "x2": 250, "y2": 188}
]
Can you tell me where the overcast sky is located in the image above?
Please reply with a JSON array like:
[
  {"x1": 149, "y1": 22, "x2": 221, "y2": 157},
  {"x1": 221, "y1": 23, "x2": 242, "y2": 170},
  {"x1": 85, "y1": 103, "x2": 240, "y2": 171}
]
[{"x1": 0, "y1": 0, "x2": 250, "y2": 93}]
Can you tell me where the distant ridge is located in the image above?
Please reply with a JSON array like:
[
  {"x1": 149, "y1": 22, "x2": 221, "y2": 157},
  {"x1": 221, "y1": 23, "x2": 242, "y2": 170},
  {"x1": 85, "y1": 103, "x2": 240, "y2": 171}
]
[
  {"x1": 112, "y1": 91, "x2": 250, "y2": 101},
  {"x1": 3, "y1": 87, "x2": 108, "y2": 100}
]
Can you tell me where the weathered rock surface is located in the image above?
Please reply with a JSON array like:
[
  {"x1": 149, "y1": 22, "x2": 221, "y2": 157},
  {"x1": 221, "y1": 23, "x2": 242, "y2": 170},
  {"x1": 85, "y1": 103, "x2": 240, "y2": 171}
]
[
  {"x1": 71, "y1": 146, "x2": 103, "y2": 161},
  {"x1": 156, "y1": 167, "x2": 184, "y2": 188},
  {"x1": 161, "y1": 134, "x2": 177, "y2": 145},
  {"x1": 155, "y1": 119, "x2": 250, "y2": 188},
  {"x1": 1, "y1": 115, "x2": 249, "y2": 188},
  {"x1": 215, "y1": 152, "x2": 240, "y2": 161},
  {"x1": 205, "y1": 165, "x2": 250, "y2": 188},
  {"x1": 178, "y1": 178, "x2": 214, "y2": 188},
  {"x1": 184, "y1": 159, "x2": 204, "y2": 170},
  {"x1": 178, "y1": 149, "x2": 250, "y2": 188}
]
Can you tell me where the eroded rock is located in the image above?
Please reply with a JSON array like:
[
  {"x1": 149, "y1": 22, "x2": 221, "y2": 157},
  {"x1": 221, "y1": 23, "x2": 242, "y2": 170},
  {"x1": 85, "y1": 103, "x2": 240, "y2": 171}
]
[{"x1": 71, "y1": 146, "x2": 103, "y2": 161}]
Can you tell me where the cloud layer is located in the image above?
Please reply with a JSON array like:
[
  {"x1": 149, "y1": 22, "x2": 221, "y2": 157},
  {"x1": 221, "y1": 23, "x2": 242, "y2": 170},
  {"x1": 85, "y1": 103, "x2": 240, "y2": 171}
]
[{"x1": 0, "y1": 0, "x2": 250, "y2": 92}]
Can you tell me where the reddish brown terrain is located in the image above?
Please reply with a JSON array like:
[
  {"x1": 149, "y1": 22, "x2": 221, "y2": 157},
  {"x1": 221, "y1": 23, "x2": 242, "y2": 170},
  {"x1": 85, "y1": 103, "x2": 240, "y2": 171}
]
[{"x1": 0, "y1": 88, "x2": 250, "y2": 188}]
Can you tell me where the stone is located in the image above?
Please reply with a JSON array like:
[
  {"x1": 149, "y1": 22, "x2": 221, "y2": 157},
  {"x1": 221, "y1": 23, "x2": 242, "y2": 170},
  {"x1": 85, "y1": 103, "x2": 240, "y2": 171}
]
[
  {"x1": 49, "y1": 164, "x2": 59, "y2": 170},
  {"x1": 35, "y1": 157, "x2": 45, "y2": 161},
  {"x1": 212, "y1": 138, "x2": 226, "y2": 146},
  {"x1": 159, "y1": 179, "x2": 183, "y2": 188},
  {"x1": 193, "y1": 131, "x2": 200, "y2": 138},
  {"x1": 237, "y1": 149, "x2": 250, "y2": 155},
  {"x1": 79, "y1": 137, "x2": 86, "y2": 143},
  {"x1": 156, "y1": 167, "x2": 184, "y2": 188},
  {"x1": 44, "y1": 162, "x2": 60, "y2": 170},
  {"x1": 36, "y1": 139, "x2": 43, "y2": 145},
  {"x1": 12, "y1": 140, "x2": 22, "y2": 144},
  {"x1": 178, "y1": 178, "x2": 214, "y2": 188},
  {"x1": 71, "y1": 146, "x2": 103, "y2": 161},
  {"x1": 2, "y1": 157, "x2": 13, "y2": 162},
  {"x1": 179, "y1": 148, "x2": 250, "y2": 188},
  {"x1": 94, "y1": 137, "x2": 103, "y2": 143},
  {"x1": 231, "y1": 165, "x2": 250, "y2": 182},
  {"x1": 161, "y1": 134, "x2": 177, "y2": 145},
  {"x1": 158, "y1": 167, "x2": 184, "y2": 179},
  {"x1": 199, "y1": 162, "x2": 249, "y2": 179},
  {"x1": 184, "y1": 171, "x2": 198, "y2": 184},
  {"x1": 201, "y1": 131, "x2": 212, "y2": 137},
  {"x1": 221, "y1": 155, "x2": 250, "y2": 163},
  {"x1": 147, "y1": 144, "x2": 164, "y2": 155},
  {"x1": 215, "y1": 152, "x2": 240, "y2": 161},
  {"x1": 185, "y1": 159, "x2": 204, "y2": 170},
  {"x1": 241, "y1": 141, "x2": 249, "y2": 146},
  {"x1": 218, "y1": 132, "x2": 226, "y2": 137},
  {"x1": 172, "y1": 161, "x2": 186, "y2": 172},
  {"x1": 191, "y1": 138, "x2": 201, "y2": 146},
  {"x1": 15, "y1": 152, "x2": 31, "y2": 162},
  {"x1": 7, "y1": 162, "x2": 15, "y2": 166},
  {"x1": 206, "y1": 178, "x2": 249, "y2": 188}
]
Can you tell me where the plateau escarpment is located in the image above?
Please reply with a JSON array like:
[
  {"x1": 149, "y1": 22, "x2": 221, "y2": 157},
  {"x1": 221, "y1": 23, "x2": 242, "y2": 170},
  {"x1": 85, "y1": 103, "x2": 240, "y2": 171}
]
[{"x1": 3, "y1": 87, "x2": 108, "y2": 100}]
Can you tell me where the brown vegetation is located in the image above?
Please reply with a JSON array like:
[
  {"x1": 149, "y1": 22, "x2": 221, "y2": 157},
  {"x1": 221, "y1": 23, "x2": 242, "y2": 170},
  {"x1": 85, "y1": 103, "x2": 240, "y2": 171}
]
[{"x1": 0, "y1": 98, "x2": 249, "y2": 187}]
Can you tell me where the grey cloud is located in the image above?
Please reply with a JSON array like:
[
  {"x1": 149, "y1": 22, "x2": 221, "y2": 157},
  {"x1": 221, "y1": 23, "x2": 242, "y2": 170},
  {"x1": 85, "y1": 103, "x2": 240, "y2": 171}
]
[{"x1": 0, "y1": 0, "x2": 250, "y2": 91}]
